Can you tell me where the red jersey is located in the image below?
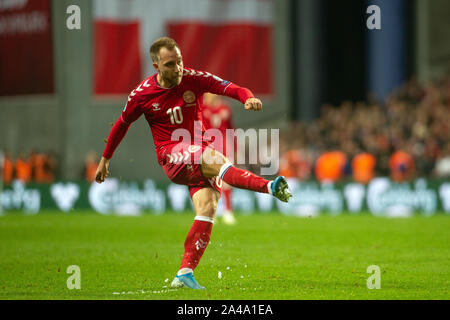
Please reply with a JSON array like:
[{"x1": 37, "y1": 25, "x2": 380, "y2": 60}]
[
  {"x1": 102, "y1": 68, "x2": 253, "y2": 165},
  {"x1": 202, "y1": 101, "x2": 235, "y2": 154},
  {"x1": 202, "y1": 102, "x2": 234, "y2": 133}
]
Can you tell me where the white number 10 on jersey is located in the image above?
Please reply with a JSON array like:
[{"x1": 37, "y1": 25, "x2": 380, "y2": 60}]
[{"x1": 167, "y1": 106, "x2": 183, "y2": 124}]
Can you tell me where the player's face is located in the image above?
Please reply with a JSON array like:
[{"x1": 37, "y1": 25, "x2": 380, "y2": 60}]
[{"x1": 155, "y1": 47, "x2": 183, "y2": 87}]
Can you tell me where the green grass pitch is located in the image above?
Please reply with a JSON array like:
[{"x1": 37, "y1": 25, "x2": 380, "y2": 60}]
[{"x1": 0, "y1": 210, "x2": 449, "y2": 300}]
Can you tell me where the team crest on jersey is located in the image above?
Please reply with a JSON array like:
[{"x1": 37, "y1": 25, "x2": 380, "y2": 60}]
[
  {"x1": 152, "y1": 103, "x2": 160, "y2": 111},
  {"x1": 183, "y1": 90, "x2": 196, "y2": 104}
]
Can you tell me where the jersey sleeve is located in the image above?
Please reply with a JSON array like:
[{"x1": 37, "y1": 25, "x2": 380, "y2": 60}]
[
  {"x1": 121, "y1": 94, "x2": 144, "y2": 124},
  {"x1": 102, "y1": 95, "x2": 143, "y2": 159},
  {"x1": 190, "y1": 69, "x2": 254, "y2": 104}
]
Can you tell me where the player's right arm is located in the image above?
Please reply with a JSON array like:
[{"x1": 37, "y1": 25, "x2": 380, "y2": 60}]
[{"x1": 95, "y1": 94, "x2": 143, "y2": 183}]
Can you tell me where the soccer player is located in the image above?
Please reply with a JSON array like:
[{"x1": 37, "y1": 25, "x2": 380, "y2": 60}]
[
  {"x1": 95, "y1": 37, "x2": 291, "y2": 290},
  {"x1": 202, "y1": 93, "x2": 236, "y2": 225}
]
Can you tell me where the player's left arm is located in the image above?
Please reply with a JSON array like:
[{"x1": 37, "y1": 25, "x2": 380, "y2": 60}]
[
  {"x1": 226, "y1": 84, "x2": 262, "y2": 111},
  {"x1": 244, "y1": 97, "x2": 262, "y2": 111},
  {"x1": 195, "y1": 70, "x2": 262, "y2": 111}
]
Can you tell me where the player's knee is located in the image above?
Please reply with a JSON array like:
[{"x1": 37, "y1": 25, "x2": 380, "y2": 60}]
[
  {"x1": 201, "y1": 148, "x2": 229, "y2": 178},
  {"x1": 192, "y1": 188, "x2": 220, "y2": 218},
  {"x1": 201, "y1": 163, "x2": 221, "y2": 178},
  {"x1": 196, "y1": 200, "x2": 217, "y2": 218}
]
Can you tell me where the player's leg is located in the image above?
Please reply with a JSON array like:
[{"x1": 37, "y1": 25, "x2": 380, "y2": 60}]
[
  {"x1": 221, "y1": 182, "x2": 236, "y2": 225},
  {"x1": 171, "y1": 187, "x2": 220, "y2": 290},
  {"x1": 200, "y1": 148, "x2": 292, "y2": 202}
]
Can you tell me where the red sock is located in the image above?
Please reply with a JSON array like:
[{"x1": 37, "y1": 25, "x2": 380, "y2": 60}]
[
  {"x1": 223, "y1": 188, "x2": 232, "y2": 211},
  {"x1": 220, "y1": 165, "x2": 269, "y2": 194},
  {"x1": 179, "y1": 217, "x2": 213, "y2": 271}
]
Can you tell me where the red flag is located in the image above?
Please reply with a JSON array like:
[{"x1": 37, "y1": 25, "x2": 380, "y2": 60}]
[
  {"x1": 94, "y1": 21, "x2": 142, "y2": 95},
  {"x1": 168, "y1": 22, "x2": 273, "y2": 95},
  {"x1": 93, "y1": 0, "x2": 274, "y2": 96}
]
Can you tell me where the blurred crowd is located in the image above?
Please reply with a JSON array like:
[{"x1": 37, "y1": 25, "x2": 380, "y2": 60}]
[
  {"x1": 1, "y1": 150, "x2": 58, "y2": 185},
  {"x1": 279, "y1": 75, "x2": 450, "y2": 183},
  {"x1": 1, "y1": 150, "x2": 100, "y2": 185}
]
